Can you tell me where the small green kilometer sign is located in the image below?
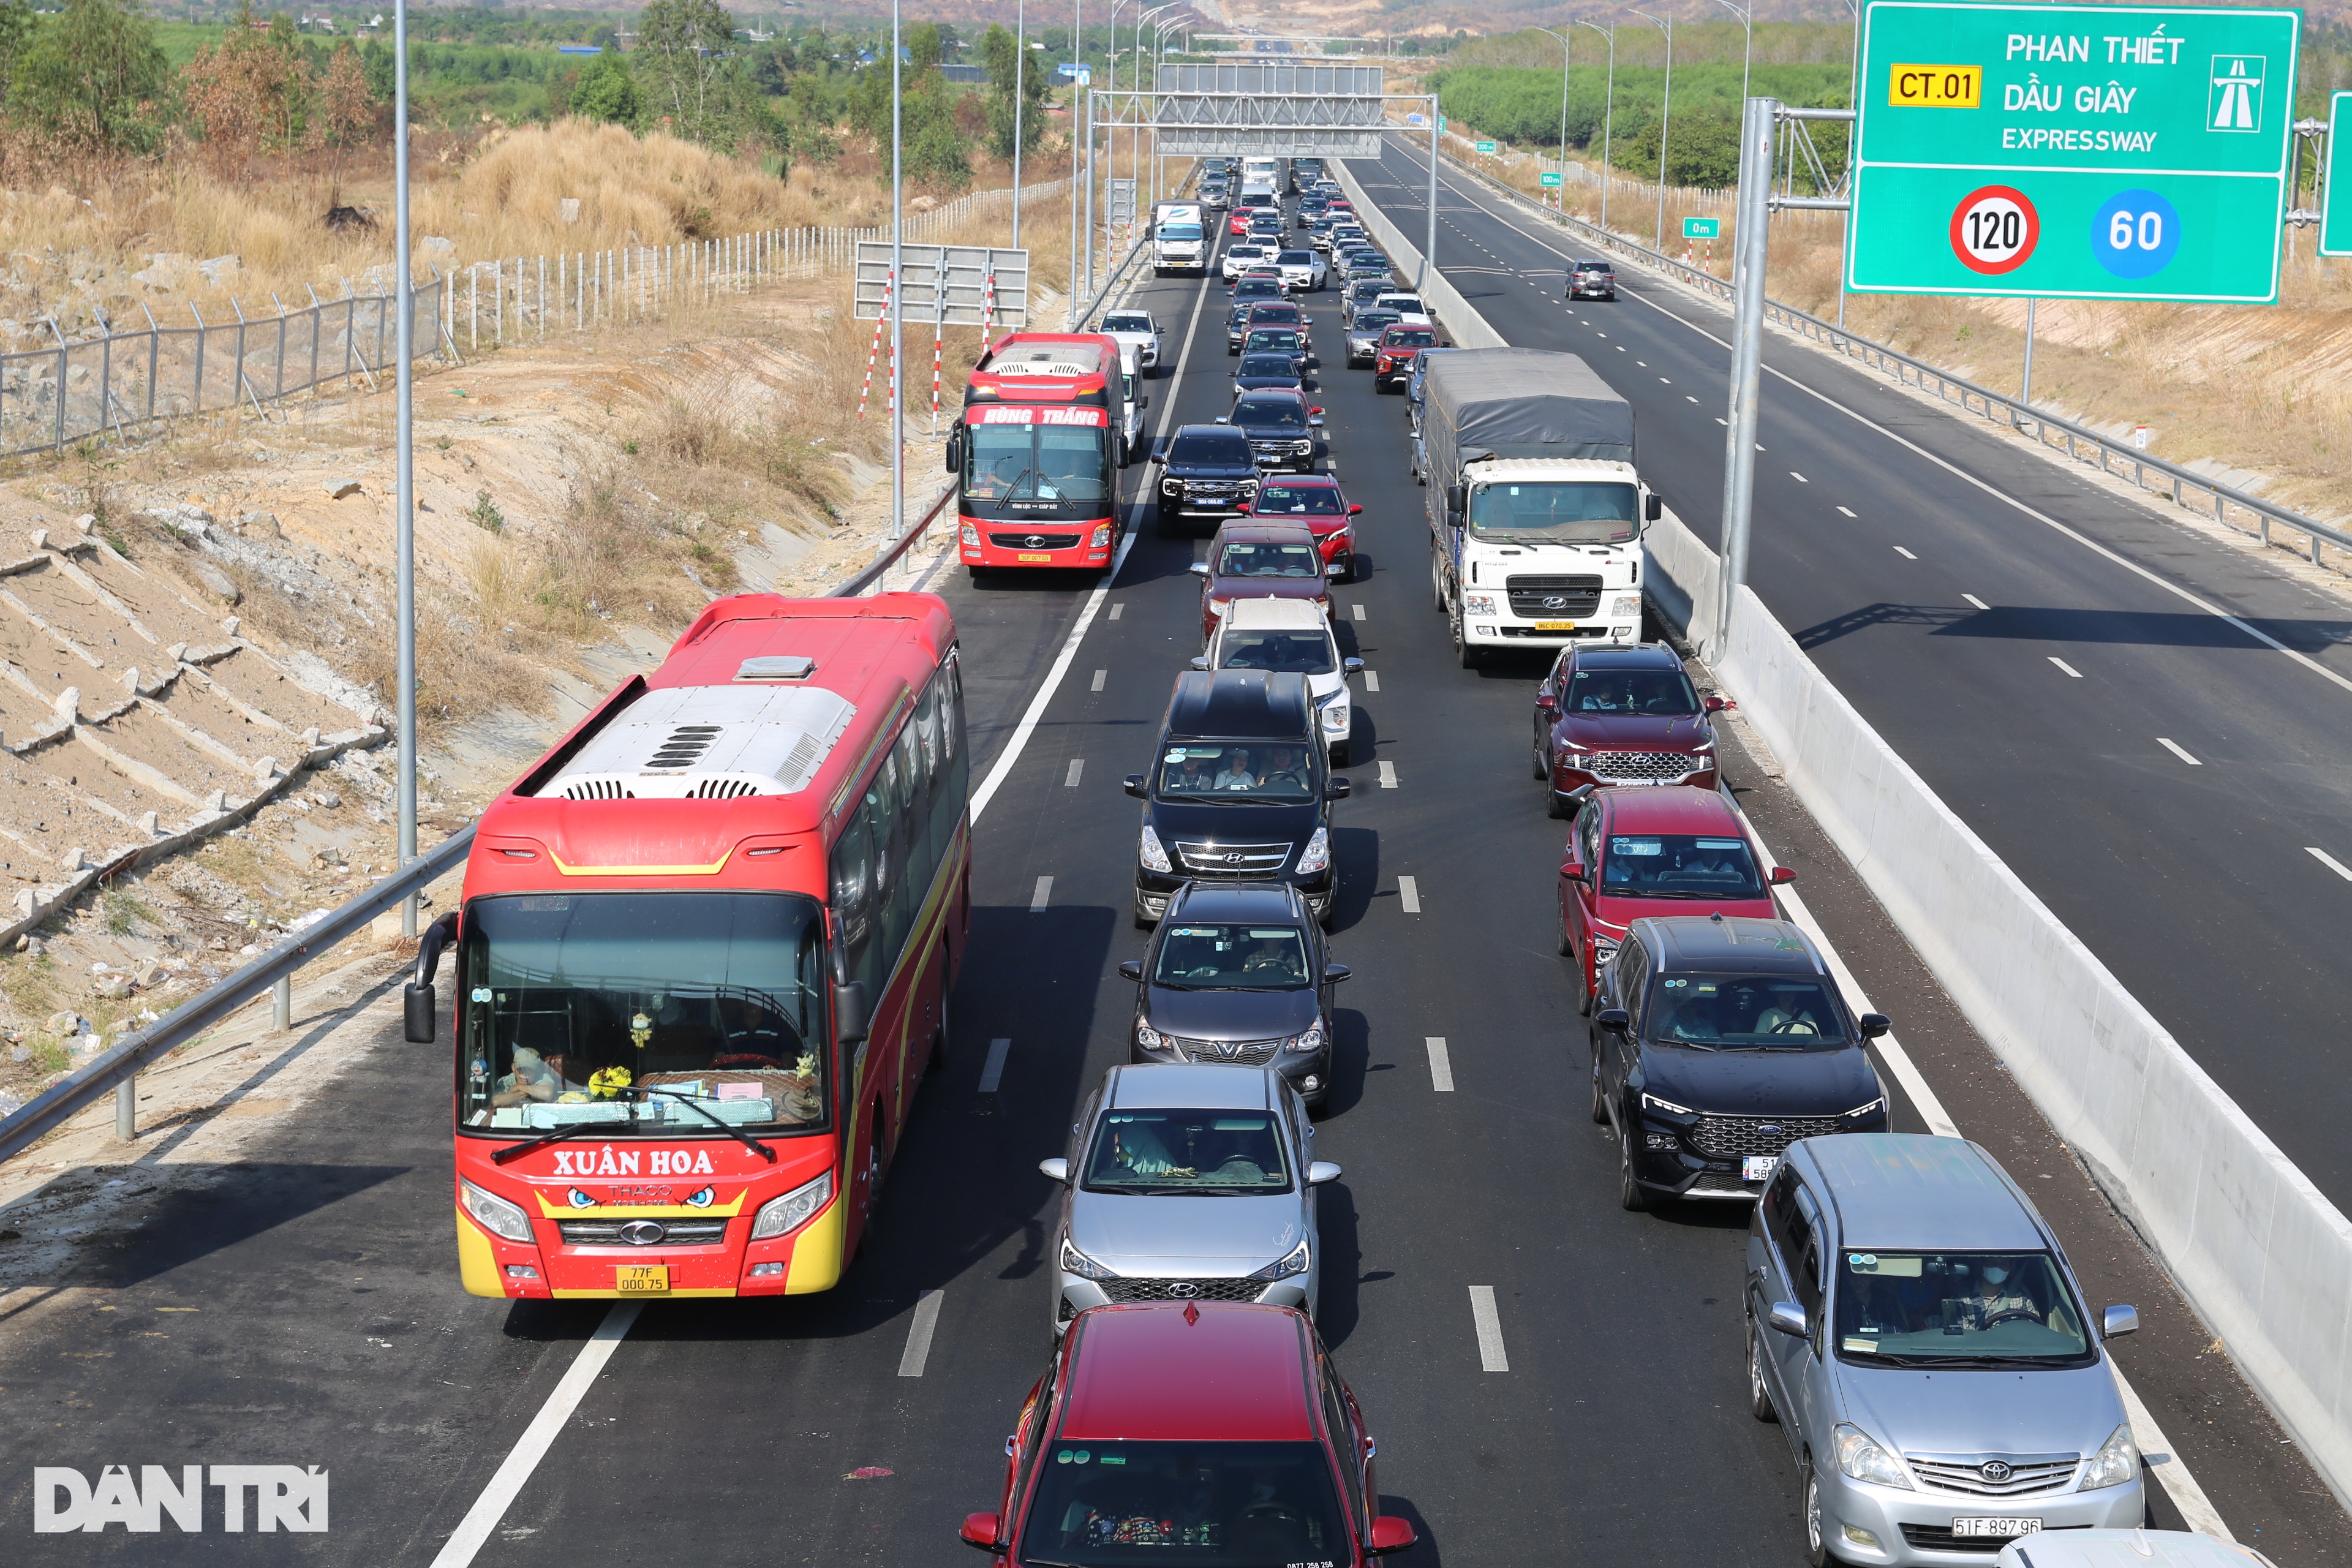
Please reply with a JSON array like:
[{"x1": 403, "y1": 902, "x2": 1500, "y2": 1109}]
[
  {"x1": 1849, "y1": 2, "x2": 2299, "y2": 302},
  {"x1": 1683, "y1": 217, "x2": 1721, "y2": 238},
  {"x1": 2324, "y1": 92, "x2": 2352, "y2": 258},
  {"x1": 1476, "y1": 141, "x2": 1497, "y2": 153}
]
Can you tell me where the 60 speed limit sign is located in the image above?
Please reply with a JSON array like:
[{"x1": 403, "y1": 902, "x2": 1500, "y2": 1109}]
[{"x1": 1948, "y1": 185, "x2": 2039, "y2": 275}]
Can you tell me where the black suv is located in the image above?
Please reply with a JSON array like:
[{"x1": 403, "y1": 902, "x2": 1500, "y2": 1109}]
[
  {"x1": 1120, "y1": 880, "x2": 1348, "y2": 1108},
  {"x1": 1221, "y1": 388, "x2": 1324, "y2": 471},
  {"x1": 1569, "y1": 259, "x2": 1617, "y2": 301},
  {"x1": 1155, "y1": 423, "x2": 1261, "y2": 530},
  {"x1": 1125, "y1": 670, "x2": 1349, "y2": 928},
  {"x1": 1589, "y1": 915, "x2": 1891, "y2": 1212}
]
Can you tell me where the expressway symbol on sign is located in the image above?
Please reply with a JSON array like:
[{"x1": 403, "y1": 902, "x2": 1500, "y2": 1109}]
[{"x1": 1949, "y1": 185, "x2": 2038, "y2": 274}]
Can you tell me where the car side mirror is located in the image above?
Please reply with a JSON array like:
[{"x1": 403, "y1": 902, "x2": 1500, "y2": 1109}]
[
  {"x1": 1446, "y1": 484, "x2": 1468, "y2": 516},
  {"x1": 1136, "y1": 394, "x2": 1149, "y2": 409},
  {"x1": 1118, "y1": 961, "x2": 1145, "y2": 983},
  {"x1": 1310, "y1": 406, "x2": 1325, "y2": 416},
  {"x1": 1536, "y1": 692, "x2": 1558, "y2": 713},
  {"x1": 1324, "y1": 963, "x2": 1351, "y2": 983},
  {"x1": 1858, "y1": 1012, "x2": 1891, "y2": 1039},
  {"x1": 1189, "y1": 561, "x2": 1212, "y2": 577},
  {"x1": 1561, "y1": 863, "x2": 1588, "y2": 884},
  {"x1": 1766, "y1": 1301, "x2": 1809, "y2": 1338},
  {"x1": 834, "y1": 981, "x2": 871, "y2": 1044},
  {"x1": 1307, "y1": 1161, "x2": 1343, "y2": 1186},
  {"x1": 1368, "y1": 1517, "x2": 1417, "y2": 1555},
  {"x1": 403, "y1": 911, "x2": 458, "y2": 1044},
  {"x1": 1439, "y1": 340, "x2": 1451, "y2": 348},
  {"x1": 1309, "y1": 417, "x2": 1325, "y2": 428},
  {"x1": 1215, "y1": 415, "x2": 1231, "y2": 424},
  {"x1": 1348, "y1": 503, "x2": 1363, "y2": 514},
  {"x1": 1343, "y1": 657, "x2": 1364, "y2": 676},
  {"x1": 1123, "y1": 773, "x2": 1147, "y2": 798},
  {"x1": 1770, "y1": 865, "x2": 1797, "y2": 886},
  {"x1": 1037, "y1": 1158, "x2": 1071, "y2": 1184},
  {"x1": 1324, "y1": 777, "x2": 1351, "y2": 800},
  {"x1": 960, "y1": 1512, "x2": 1005, "y2": 1551},
  {"x1": 1189, "y1": 655, "x2": 1208, "y2": 671},
  {"x1": 2102, "y1": 1304, "x2": 2139, "y2": 1339},
  {"x1": 1595, "y1": 1007, "x2": 1629, "y2": 1033},
  {"x1": 1645, "y1": 492, "x2": 1664, "y2": 521},
  {"x1": 1703, "y1": 695, "x2": 1729, "y2": 712}
]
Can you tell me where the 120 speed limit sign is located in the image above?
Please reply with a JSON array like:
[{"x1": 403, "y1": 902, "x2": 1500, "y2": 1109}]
[{"x1": 1948, "y1": 185, "x2": 2040, "y2": 275}]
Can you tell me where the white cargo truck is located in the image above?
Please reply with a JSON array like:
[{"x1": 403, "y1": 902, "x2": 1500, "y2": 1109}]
[
  {"x1": 1420, "y1": 349, "x2": 1661, "y2": 667},
  {"x1": 1150, "y1": 201, "x2": 1207, "y2": 275}
]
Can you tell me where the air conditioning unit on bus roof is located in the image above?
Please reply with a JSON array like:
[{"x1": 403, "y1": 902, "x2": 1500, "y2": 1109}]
[
  {"x1": 540, "y1": 685, "x2": 858, "y2": 801},
  {"x1": 997, "y1": 347, "x2": 1096, "y2": 377}
]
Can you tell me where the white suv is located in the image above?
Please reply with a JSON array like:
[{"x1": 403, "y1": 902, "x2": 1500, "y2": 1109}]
[
  {"x1": 1191, "y1": 596, "x2": 1363, "y2": 765},
  {"x1": 1275, "y1": 249, "x2": 1328, "y2": 293}
]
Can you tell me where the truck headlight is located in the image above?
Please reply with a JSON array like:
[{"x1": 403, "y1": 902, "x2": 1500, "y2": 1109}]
[
  {"x1": 1139, "y1": 823, "x2": 1172, "y2": 873},
  {"x1": 1295, "y1": 827, "x2": 1331, "y2": 874},
  {"x1": 751, "y1": 1170, "x2": 835, "y2": 1240},
  {"x1": 460, "y1": 1178, "x2": 534, "y2": 1244},
  {"x1": 1462, "y1": 593, "x2": 1498, "y2": 616},
  {"x1": 1060, "y1": 1237, "x2": 1117, "y2": 1281},
  {"x1": 1611, "y1": 594, "x2": 1642, "y2": 618},
  {"x1": 1833, "y1": 1424, "x2": 1914, "y2": 1490},
  {"x1": 1248, "y1": 1240, "x2": 1311, "y2": 1281},
  {"x1": 2079, "y1": 1424, "x2": 2138, "y2": 1490}
]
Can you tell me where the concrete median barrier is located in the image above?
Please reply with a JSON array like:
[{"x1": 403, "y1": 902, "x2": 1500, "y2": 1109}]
[{"x1": 1331, "y1": 162, "x2": 1507, "y2": 351}]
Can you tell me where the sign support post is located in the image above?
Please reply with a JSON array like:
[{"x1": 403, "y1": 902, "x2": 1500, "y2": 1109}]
[{"x1": 1716, "y1": 95, "x2": 1776, "y2": 658}]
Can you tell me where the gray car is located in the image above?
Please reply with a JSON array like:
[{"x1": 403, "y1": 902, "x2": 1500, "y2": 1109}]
[
  {"x1": 1747, "y1": 1134, "x2": 2145, "y2": 1568},
  {"x1": 1041, "y1": 1063, "x2": 1340, "y2": 1334},
  {"x1": 1344, "y1": 310, "x2": 1403, "y2": 367}
]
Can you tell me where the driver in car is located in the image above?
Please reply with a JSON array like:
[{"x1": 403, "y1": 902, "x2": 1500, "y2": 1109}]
[{"x1": 1961, "y1": 1263, "x2": 2038, "y2": 1328}]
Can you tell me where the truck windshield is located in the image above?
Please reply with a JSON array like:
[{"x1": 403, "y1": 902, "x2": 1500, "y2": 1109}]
[
  {"x1": 963, "y1": 422, "x2": 1113, "y2": 518},
  {"x1": 1469, "y1": 480, "x2": 1638, "y2": 545},
  {"x1": 1161, "y1": 225, "x2": 1204, "y2": 241},
  {"x1": 457, "y1": 892, "x2": 831, "y2": 1136}
]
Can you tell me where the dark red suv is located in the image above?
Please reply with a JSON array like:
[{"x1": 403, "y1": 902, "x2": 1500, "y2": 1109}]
[
  {"x1": 1556, "y1": 783, "x2": 1791, "y2": 1012},
  {"x1": 1372, "y1": 325, "x2": 1444, "y2": 392},
  {"x1": 1532, "y1": 643, "x2": 1726, "y2": 815},
  {"x1": 960, "y1": 1302, "x2": 1417, "y2": 1568}
]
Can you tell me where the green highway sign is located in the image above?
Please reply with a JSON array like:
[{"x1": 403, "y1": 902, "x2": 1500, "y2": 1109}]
[
  {"x1": 1476, "y1": 140, "x2": 1496, "y2": 153},
  {"x1": 1850, "y1": 2, "x2": 2300, "y2": 302},
  {"x1": 1683, "y1": 216, "x2": 1721, "y2": 238},
  {"x1": 1437, "y1": 115, "x2": 1447, "y2": 132},
  {"x1": 1540, "y1": 171, "x2": 1564, "y2": 187},
  {"x1": 2324, "y1": 92, "x2": 2352, "y2": 257}
]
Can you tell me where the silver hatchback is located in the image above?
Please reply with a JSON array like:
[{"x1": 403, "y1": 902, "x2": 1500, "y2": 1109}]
[
  {"x1": 1041, "y1": 1063, "x2": 1339, "y2": 1334},
  {"x1": 1747, "y1": 1135, "x2": 2144, "y2": 1567}
]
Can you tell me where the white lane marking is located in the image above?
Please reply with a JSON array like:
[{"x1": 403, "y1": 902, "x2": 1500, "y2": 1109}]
[
  {"x1": 2050, "y1": 657, "x2": 2084, "y2": 678},
  {"x1": 1426, "y1": 1036, "x2": 1455, "y2": 1092},
  {"x1": 1467, "y1": 1285, "x2": 1508, "y2": 1371},
  {"x1": 1637, "y1": 360, "x2": 1648, "y2": 367},
  {"x1": 1686, "y1": 396, "x2": 1699, "y2": 404},
  {"x1": 1398, "y1": 873, "x2": 1420, "y2": 911},
  {"x1": 1352, "y1": 602, "x2": 1366, "y2": 620},
  {"x1": 1596, "y1": 331, "x2": 1608, "y2": 338},
  {"x1": 2158, "y1": 737, "x2": 2203, "y2": 766},
  {"x1": 2113, "y1": 1370, "x2": 2236, "y2": 1540},
  {"x1": 1893, "y1": 546, "x2": 1918, "y2": 560},
  {"x1": 1716, "y1": 417, "x2": 1728, "y2": 426},
  {"x1": 1964, "y1": 593, "x2": 1991, "y2": 610},
  {"x1": 2308, "y1": 848, "x2": 2352, "y2": 882},
  {"x1": 1791, "y1": 471, "x2": 1809, "y2": 483},
  {"x1": 1109, "y1": 603, "x2": 1125, "y2": 620},
  {"x1": 425, "y1": 1304, "x2": 643, "y2": 1568},
  {"x1": 971, "y1": 592, "x2": 1113, "y2": 820},
  {"x1": 1031, "y1": 875, "x2": 1055, "y2": 911},
  {"x1": 1363, "y1": 669, "x2": 1379, "y2": 691},
  {"x1": 1659, "y1": 377, "x2": 1671, "y2": 384},
  {"x1": 1064, "y1": 759, "x2": 1085, "y2": 786},
  {"x1": 897, "y1": 1289, "x2": 945, "y2": 1377},
  {"x1": 1378, "y1": 760, "x2": 1398, "y2": 788},
  {"x1": 1091, "y1": 668, "x2": 1107, "y2": 692},
  {"x1": 978, "y1": 1038, "x2": 1013, "y2": 1094}
]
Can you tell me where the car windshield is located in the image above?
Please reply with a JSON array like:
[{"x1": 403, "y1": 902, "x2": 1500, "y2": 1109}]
[
  {"x1": 1243, "y1": 331, "x2": 1303, "y2": 353},
  {"x1": 1648, "y1": 974, "x2": 1847, "y2": 1049},
  {"x1": 1170, "y1": 432, "x2": 1252, "y2": 466},
  {"x1": 1155, "y1": 742, "x2": 1321, "y2": 802},
  {"x1": 1153, "y1": 923, "x2": 1312, "y2": 988},
  {"x1": 1352, "y1": 312, "x2": 1401, "y2": 336},
  {"x1": 1234, "y1": 399, "x2": 1307, "y2": 430},
  {"x1": 1217, "y1": 628, "x2": 1337, "y2": 676},
  {"x1": 1019, "y1": 1439, "x2": 1346, "y2": 1567},
  {"x1": 1468, "y1": 480, "x2": 1639, "y2": 545},
  {"x1": 1278, "y1": 251, "x2": 1314, "y2": 265},
  {"x1": 1382, "y1": 330, "x2": 1438, "y2": 349},
  {"x1": 458, "y1": 892, "x2": 831, "y2": 1135},
  {"x1": 1104, "y1": 315, "x2": 1153, "y2": 334},
  {"x1": 1081, "y1": 1111, "x2": 1294, "y2": 1193},
  {"x1": 1247, "y1": 308, "x2": 1301, "y2": 325},
  {"x1": 1237, "y1": 355, "x2": 1301, "y2": 380},
  {"x1": 1234, "y1": 282, "x2": 1281, "y2": 301},
  {"x1": 1835, "y1": 1251, "x2": 2095, "y2": 1366},
  {"x1": 1577, "y1": 261, "x2": 1613, "y2": 272},
  {"x1": 1600, "y1": 834, "x2": 1765, "y2": 899},
  {"x1": 1565, "y1": 666, "x2": 1700, "y2": 714},
  {"x1": 1217, "y1": 540, "x2": 1319, "y2": 575},
  {"x1": 1380, "y1": 298, "x2": 1425, "y2": 314},
  {"x1": 1253, "y1": 484, "x2": 1344, "y2": 516}
]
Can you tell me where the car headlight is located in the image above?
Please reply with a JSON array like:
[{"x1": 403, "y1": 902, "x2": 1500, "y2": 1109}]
[
  {"x1": 459, "y1": 1178, "x2": 535, "y2": 1244},
  {"x1": 1136, "y1": 1020, "x2": 1164, "y2": 1051},
  {"x1": 1462, "y1": 593, "x2": 1498, "y2": 616},
  {"x1": 960, "y1": 524, "x2": 980, "y2": 547},
  {"x1": 1091, "y1": 524, "x2": 1112, "y2": 549},
  {"x1": 1611, "y1": 594, "x2": 1642, "y2": 618},
  {"x1": 1139, "y1": 823, "x2": 1172, "y2": 873},
  {"x1": 1591, "y1": 934, "x2": 1620, "y2": 960},
  {"x1": 1842, "y1": 1097, "x2": 1887, "y2": 1120},
  {"x1": 750, "y1": 1170, "x2": 835, "y2": 1240},
  {"x1": 1060, "y1": 1237, "x2": 1118, "y2": 1281},
  {"x1": 1283, "y1": 1021, "x2": 1325, "y2": 1055},
  {"x1": 1248, "y1": 1240, "x2": 1310, "y2": 1281},
  {"x1": 2079, "y1": 1423, "x2": 2138, "y2": 1490},
  {"x1": 1320, "y1": 700, "x2": 1349, "y2": 734},
  {"x1": 1833, "y1": 1423, "x2": 1914, "y2": 1490},
  {"x1": 1295, "y1": 826, "x2": 1331, "y2": 875},
  {"x1": 1640, "y1": 1091, "x2": 1694, "y2": 1116}
]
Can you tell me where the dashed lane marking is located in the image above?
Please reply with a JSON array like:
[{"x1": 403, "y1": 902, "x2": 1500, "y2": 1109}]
[
  {"x1": 979, "y1": 1038, "x2": 1013, "y2": 1094},
  {"x1": 1352, "y1": 603, "x2": 1366, "y2": 620},
  {"x1": 1031, "y1": 875, "x2": 1055, "y2": 911},
  {"x1": 1398, "y1": 873, "x2": 1420, "y2": 911},
  {"x1": 1791, "y1": 472, "x2": 1809, "y2": 483},
  {"x1": 2307, "y1": 848, "x2": 2352, "y2": 882},
  {"x1": 2050, "y1": 657, "x2": 2083, "y2": 678},
  {"x1": 1363, "y1": 670, "x2": 1379, "y2": 692},
  {"x1": 2158, "y1": 737, "x2": 2202, "y2": 766},
  {"x1": 1837, "y1": 505, "x2": 1856, "y2": 517},
  {"x1": 1893, "y1": 546, "x2": 1917, "y2": 560},
  {"x1": 1378, "y1": 761, "x2": 1398, "y2": 789},
  {"x1": 1064, "y1": 760, "x2": 1085, "y2": 786},
  {"x1": 1109, "y1": 603, "x2": 1124, "y2": 620},
  {"x1": 1091, "y1": 669, "x2": 1107, "y2": 692},
  {"x1": 1963, "y1": 594, "x2": 1991, "y2": 610},
  {"x1": 897, "y1": 1290, "x2": 945, "y2": 1377},
  {"x1": 1468, "y1": 1286, "x2": 1508, "y2": 1371},
  {"x1": 1426, "y1": 1036, "x2": 1455, "y2": 1092}
]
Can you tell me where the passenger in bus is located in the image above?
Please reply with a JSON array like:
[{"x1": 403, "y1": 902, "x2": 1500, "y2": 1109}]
[{"x1": 1212, "y1": 748, "x2": 1259, "y2": 790}]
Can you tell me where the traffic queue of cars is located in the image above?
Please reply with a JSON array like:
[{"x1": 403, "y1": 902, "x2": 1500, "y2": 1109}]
[{"x1": 961, "y1": 164, "x2": 2155, "y2": 1568}]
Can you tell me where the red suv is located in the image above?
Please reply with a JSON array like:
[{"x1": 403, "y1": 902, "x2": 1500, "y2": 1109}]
[
  {"x1": 1532, "y1": 643, "x2": 1726, "y2": 815},
  {"x1": 1373, "y1": 325, "x2": 1444, "y2": 392},
  {"x1": 1194, "y1": 521, "x2": 1332, "y2": 645},
  {"x1": 959, "y1": 1302, "x2": 1418, "y2": 1568},
  {"x1": 1246, "y1": 474, "x2": 1363, "y2": 582},
  {"x1": 1556, "y1": 784, "x2": 1792, "y2": 1012}
]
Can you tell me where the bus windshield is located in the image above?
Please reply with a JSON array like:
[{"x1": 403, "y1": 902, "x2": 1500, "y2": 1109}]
[
  {"x1": 458, "y1": 892, "x2": 832, "y2": 1135},
  {"x1": 962, "y1": 421, "x2": 1114, "y2": 519}
]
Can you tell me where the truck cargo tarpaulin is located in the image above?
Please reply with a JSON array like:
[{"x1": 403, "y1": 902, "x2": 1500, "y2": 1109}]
[{"x1": 1421, "y1": 348, "x2": 1635, "y2": 477}]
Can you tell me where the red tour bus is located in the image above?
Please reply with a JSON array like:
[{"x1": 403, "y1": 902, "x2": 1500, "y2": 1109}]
[
  {"x1": 407, "y1": 593, "x2": 969, "y2": 1300},
  {"x1": 951, "y1": 331, "x2": 1132, "y2": 575}
]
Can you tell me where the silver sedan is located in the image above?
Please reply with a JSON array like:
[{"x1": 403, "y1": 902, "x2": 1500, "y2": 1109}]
[{"x1": 1041, "y1": 1063, "x2": 1338, "y2": 1335}]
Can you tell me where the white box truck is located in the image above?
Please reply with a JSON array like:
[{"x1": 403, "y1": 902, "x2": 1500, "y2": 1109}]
[
  {"x1": 1420, "y1": 349, "x2": 1661, "y2": 667},
  {"x1": 1151, "y1": 201, "x2": 1207, "y2": 275}
]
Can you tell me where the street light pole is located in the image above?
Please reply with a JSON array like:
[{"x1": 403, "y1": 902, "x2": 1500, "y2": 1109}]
[
  {"x1": 1578, "y1": 20, "x2": 1616, "y2": 231},
  {"x1": 1632, "y1": 10, "x2": 1673, "y2": 250},
  {"x1": 393, "y1": 0, "x2": 416, "y2": 935},
  {"x1": 1012, "y1": 0, "x2": 1025, "y2": 249},
  {"x1": 1714, "y1": 0, "x2": 1752, "y2": 115},
  {"x1": 1069, "y1": 0, "x2": 1082, "y2": 323},
  {"x1": 1838, "y1": 0, "x2": 1860, "y2": 328},
  {"x1": 1532, "y1": 25, "x2": 1571, "y2": 213},
  {"x1": 890, "y1": 0, "x2": 903, "y2": 539}
]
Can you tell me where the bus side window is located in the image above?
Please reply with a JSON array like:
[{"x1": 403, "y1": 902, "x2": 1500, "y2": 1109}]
[
  {"x1": 934, "y1": 655, "x2": 970, "y2": 854},
  {"x1": 831, "y1": 799, "x2": 880, "y2": 999},
  {"x1": 889, "y1": 721, "x2": 930, "y2": 954}
]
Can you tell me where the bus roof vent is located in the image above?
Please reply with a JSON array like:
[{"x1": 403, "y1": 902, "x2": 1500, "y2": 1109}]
[
  {"x1": 737, "y1": 655, "x2": 816, "y2": 681},
  {"x1": 540, "y1": 684, "x2": 858, "y2": 801},
  {"x1": 1000, "y1": 347, "x2": 1095, "y2": 377}
]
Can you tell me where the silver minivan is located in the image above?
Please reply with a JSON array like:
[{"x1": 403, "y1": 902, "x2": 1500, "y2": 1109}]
[{"x1": 1747, "y1": 1134, "x2": 2145, "y2": 1567}]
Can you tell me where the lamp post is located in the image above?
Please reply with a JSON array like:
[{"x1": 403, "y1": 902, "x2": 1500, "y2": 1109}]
[
  {"x1": 890, "y1": 0, "x2": 903, "y2": 539},
  {"x1": 1837, "y1": 0, "x2": 1860, "y2": 327},
  {"x1": 1632, "y1": 9, "x2": 1673, "y2": 250},
  {"x1": 1099, "y1": 0, "x2": 1136, "y2": 294},
  {"x1": 1135, "y1": 3, "x2": 1178, "y2": 195},
  {"x1": 1011, "y1": 0, "x2": 1026, "y2": 249},
  {"x1": 1577, "y1": 19, "x2": 1616, "y2": 231},
  {"x1": 1069, "y1": 0, "x2": 1082, "y2": 324},
  {"x1": 393, "y1": 0, "x2": 415, "y2": 932},
  {"x1": 1713, "y1": 0, "x2": 1752, "y2": 114},
  {"x1": 1530, "y1": 25, "x2": 1572, "y2": 213},
  {"x1": 1151, "y1": 17, "x2": 1185, "y2": 208}
]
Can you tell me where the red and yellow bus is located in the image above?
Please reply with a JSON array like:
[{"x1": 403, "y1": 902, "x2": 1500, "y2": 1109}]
[
  {"x1": 952, "y1": 332, "x2": 1131, "y2": 575},
  {"x1": 412, "y1": 594, "x2": 969, "y2": 1300}
]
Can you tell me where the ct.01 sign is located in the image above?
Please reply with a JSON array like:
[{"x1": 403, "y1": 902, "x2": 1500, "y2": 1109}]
[{"x1": 1849, "y1": 2, "x2": 2300, "y2": 302}]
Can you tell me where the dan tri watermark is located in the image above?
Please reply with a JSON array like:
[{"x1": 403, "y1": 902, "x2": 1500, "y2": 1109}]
[{"x1": 34, "y1": 1466, "x2": 328, "y2": 1533}]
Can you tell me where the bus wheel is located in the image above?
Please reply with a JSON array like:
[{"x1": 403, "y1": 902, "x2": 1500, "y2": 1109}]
[{"x1": 927, "y1": 987, "x2": 949, "y2": 1077}]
